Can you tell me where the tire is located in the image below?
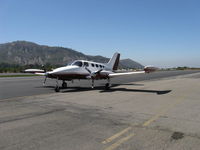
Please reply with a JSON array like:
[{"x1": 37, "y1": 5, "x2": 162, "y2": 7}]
[
  {"x1": 105, "y1": 83, "x2": 110, "y2": 90},
  {"x1": 55, "y1": 86, "x2": 60, "y2": 92},
  {"x1": 62, "y1": 82, "x2": 67, "y2": 88}
]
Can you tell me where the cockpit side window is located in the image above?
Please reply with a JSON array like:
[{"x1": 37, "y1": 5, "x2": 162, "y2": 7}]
[
  {"x1": 84, "y1": 62, "x2": 89, "y2": 67},
  {"x1": 72, "y1": 61, "x2": 83, "y2": 67}
]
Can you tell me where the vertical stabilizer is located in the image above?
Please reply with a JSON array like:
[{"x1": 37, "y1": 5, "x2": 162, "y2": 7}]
[{"x1": 106, "y1": 52, "x2": 120, "y2": 71}]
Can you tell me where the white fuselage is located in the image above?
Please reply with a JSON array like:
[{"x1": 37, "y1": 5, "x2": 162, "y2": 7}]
[{"x1": 46, "y1": 60, "x2": 113, "y2": 80}]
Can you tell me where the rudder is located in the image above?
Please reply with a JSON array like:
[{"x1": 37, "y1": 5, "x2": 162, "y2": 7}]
[{"x1": 107, "y1": 52, "x2": 120, "y2": 71}]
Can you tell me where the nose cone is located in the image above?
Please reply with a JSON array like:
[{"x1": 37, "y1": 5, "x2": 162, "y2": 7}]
[
  {"x1": 50, "y1": 66, "x2": 78, "y2": 75},
  {"x1": 51, "y1": 67, "x2": 66, "y2": 74}
]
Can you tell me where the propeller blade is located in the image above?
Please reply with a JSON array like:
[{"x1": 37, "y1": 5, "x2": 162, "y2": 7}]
[
  {"x1": 85, "y1": 67, "x2": 103, "y2": 79},
  {"x1": 95, "y1": 69, "x2": 103, "y2": 74},
  {"x1": 85, "y1": 67, "x2": 92, "y2": 74},
  {"x1": 43, "y1": 76, "x2": 47, "y2": 85}
]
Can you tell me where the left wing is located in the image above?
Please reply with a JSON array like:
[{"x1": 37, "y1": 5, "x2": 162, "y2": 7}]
[
  {"x1": 109, "y1": 71, "x2": 145, "y2": 77},
  {"x1": 108, "y1": 66, "x2": 157, "y2": 77}
]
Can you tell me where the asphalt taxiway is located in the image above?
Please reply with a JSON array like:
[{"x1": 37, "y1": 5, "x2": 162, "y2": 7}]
[
  {"x1": 0, "y1": 70, "x2": 199, "y2": 99},
  {"x1": 0, "y1": 70, "x2": 200, "y2": 150}
]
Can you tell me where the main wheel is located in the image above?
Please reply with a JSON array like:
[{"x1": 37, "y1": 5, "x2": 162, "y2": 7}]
[
  {"x1": 105, "y1": 83, "x2": 110, "y2": 90},
  {"x1": 62, "y1": 82, "x2": 67, "y2": 88},
  {"x1": 55, "y1": 86, "x2": 60, "y2": 92}
]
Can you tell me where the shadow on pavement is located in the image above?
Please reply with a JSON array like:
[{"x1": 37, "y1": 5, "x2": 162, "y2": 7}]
[
  {"x1": 35, "y1": 83, "x2": 171, "y2": 95},
  {"x1": 61, "y1": 84, "x2": 171, "y2": 95},
  {"x1": 100, "y1": 88, "x2": 171, "y2": 95}
]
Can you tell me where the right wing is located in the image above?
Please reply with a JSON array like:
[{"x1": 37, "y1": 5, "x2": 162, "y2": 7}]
[
  {"x1": 24, "y1": 69, "x2": 45, "y2": 74},
  {"x1": 35, "y1": 73, "x2": 46, "y2": 76}
]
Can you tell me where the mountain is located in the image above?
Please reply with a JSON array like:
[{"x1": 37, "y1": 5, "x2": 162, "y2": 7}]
[
  {"x1": 120, "y1": 59, "x2": 144, "y2": 69},
  {"x1": 0, "y1": 41, "x2": 144, "y2": 69}
]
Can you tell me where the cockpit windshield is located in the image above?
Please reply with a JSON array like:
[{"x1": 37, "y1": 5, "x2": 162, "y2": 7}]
[{"x1": 71, "y1": 61, "x2": 83, "y2": 67}]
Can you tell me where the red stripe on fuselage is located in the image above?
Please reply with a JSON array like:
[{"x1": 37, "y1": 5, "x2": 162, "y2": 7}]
[{"x1": 47, "y1": 73, "x2": 108, "y2": 80}]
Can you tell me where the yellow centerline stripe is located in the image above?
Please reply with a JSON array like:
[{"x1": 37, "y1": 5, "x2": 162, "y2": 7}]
[
  {"x1": 104, "y1": 133, "x2": 134, "y2": 150},
  {"x1": 103, "y1": 96, "x2": 185, "y2": 150},
  {"x1": 102, "y1": 126, "x2": 132, "y2": 144}
]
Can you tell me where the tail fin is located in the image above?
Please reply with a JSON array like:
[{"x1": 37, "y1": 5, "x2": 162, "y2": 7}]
[{"x1": 107, "y1": 52, "x2": 120, "y2": 71}]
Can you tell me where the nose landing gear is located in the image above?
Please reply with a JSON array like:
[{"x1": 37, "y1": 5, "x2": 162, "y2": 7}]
[
  {"x1": 91, "y1": 79, "x2": 94, "y2": 89},
  {"x1": 55, "y1": 80, "x2": 68, "y2": 92},
  {"x1": 55, "y1": 78, "x2": 60, "y2": 92},
  {"x1": 55, "y1": 86, "x2": 60, "y2": 92},
  {"x1": 62, "y1": 81, "x2": 67, "y2": 88}
]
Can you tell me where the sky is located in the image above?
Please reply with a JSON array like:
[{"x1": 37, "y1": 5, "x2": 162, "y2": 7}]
[{"x1": 0, "y1": 0, "x2": 200, "y2": 68}]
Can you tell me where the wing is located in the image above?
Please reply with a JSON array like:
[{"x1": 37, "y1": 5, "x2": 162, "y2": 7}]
[
  {"x1": 24, "y1": 69, "x2": 45, "y2": 73},
  {"x1": 108, "y1": 66, "x2": 157, "y2": 77},
  {"x1": 24, "y1": 69, "x2": 46, "y2": 76},
  {"x1": 35, "y1": 73, "x2": 46, "y2": 76},
  {"x1": 109, "y1": 71, "x2": 145, "y2": 77}
]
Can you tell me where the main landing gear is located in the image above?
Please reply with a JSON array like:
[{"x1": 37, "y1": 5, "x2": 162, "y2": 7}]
[
  {"x1": 54, "y1": 78, "x2": 111, "y2": 92},
  {"x1": 55, "y1": 80, "x2": 68, "y2": 92},
  {"x1": 105, "y1": 78, "x2": 110, "y2": 90},
  {"x1": 90, "y1": 78, "x2": 111, "y2": 90}
]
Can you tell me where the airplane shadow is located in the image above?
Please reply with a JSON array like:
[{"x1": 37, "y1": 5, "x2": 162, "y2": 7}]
[
  {"x1": 105, "y1": 83, "x2": 144, "y2": 86},
  {"x1": 99, "y1": 88, "x2": 171, "y2": 95},
  {"x1": 35, "y1": 84, "x2": 171, "y2": 95},
  {"x1": 62, "y1": 85, "x2": 171, "y2": 95}
]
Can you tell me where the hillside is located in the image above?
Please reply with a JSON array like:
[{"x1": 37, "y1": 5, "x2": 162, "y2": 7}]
[
  {"x1": 120, "y1": 59, "x2": 144, "y2": 69},
  {"x1": 0, "y1": 41, "x2": 144, "y2": 69}
]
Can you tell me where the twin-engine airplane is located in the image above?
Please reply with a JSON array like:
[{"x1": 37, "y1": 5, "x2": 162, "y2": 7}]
[{"x1": 25, "y1": 52, "x2": 156, "y2": 92}]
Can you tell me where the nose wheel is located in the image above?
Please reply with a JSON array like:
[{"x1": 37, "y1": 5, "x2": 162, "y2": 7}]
[
  {"x1": 105, "y1": 83, "x2": 110, "y2": 90},
  {"x1": 91, "y1": 79, "x2": 94, "y2": 89},
  {"x1": 55, "y1": 86, "x2": 60, "y2": 92},
  {"x1": 62, "y1": 81, "x2": 67, "y2": 88},
  {"x1": 55, "y1": 78, "x2": 60, "y2": 92}
]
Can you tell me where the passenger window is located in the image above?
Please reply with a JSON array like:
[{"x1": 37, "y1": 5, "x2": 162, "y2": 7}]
[
  {"x1": 99, "y1": 65, "x2": 102, "y2": 68},
  {"x1": 96, "y1": 64, "x2": 99, "y2": 67},
  {"x1": 91, "y1": 63, "x2": 94, "y2": 67}
]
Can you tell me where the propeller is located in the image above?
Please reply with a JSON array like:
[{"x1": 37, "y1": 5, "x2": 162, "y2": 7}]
[
  {"x1": 85, "y1": 67, "x2": 92, "y2": 74},
  {"x1": 85, "y1": 67, "x2": 103, "y2": 79},
  {"x1": 43, "y1": 76, "x2": 47, "y2": 85},
  {"x1": 43, "y1": 72, "x2": 49, "y2": 86}
]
